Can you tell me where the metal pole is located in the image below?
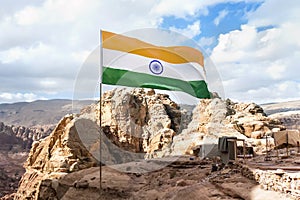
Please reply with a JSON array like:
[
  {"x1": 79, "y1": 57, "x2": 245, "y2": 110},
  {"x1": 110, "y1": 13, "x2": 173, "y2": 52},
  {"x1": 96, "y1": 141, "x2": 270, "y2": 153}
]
[{"x1": 99, "y1": 30, "x2": 103, "y2": 191}]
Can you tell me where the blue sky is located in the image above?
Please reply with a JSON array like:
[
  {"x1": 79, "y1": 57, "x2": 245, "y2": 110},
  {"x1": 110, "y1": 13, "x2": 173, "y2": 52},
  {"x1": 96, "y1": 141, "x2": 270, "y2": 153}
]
[
  {"x1": 0, "y1": 0, "x2": 300, "y2": 104},
  {"x1": 161, "y1": 1, "x2": 261, "y2": 49}
]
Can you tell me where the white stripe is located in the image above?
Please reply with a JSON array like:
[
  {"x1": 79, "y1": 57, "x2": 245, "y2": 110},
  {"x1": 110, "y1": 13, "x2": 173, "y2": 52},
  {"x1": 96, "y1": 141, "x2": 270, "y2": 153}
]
[{"x1": 103, "y1": 48, "x2": 206, "y2": 81}]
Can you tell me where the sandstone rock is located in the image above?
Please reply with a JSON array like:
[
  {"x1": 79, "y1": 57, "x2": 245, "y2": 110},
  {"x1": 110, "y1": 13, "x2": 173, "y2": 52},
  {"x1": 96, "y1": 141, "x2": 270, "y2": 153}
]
[
  {"x1": 0, "y1": 122, "x2": 25, "y2": 151},
  {"x1": 176, "y1": 179, "x2": 188, "y2": 187},
  {"x1": 74, "y1": 180, "x2": 89, "y2": 188},
  {"x1": 146, "y1": 128, "x2": 175, "y2": 159},
  {"x1": 0, "y1": 121, "x2": 54, "y2": 152},
  {"x1": 13, "y1": 89, "x2": 288, "y2": 199},
  {"x1": 228, "y1": 101, "x2": 284, "y2": 138},
  {"x1": 14, "y1": 114, "x2": 100, "y2": 199},
  {"x1": 95, "y1": 88, "x2": 187, "y2": 159},
  {"x1": 163, "y1": 98, "x2": 285, "y2": 157},
  {"x1": 251, "y1": 131, "x2": 263, "y2": 139},
  {"x1": 14, "y1": 88, "x2": 189, "y2": 199}
]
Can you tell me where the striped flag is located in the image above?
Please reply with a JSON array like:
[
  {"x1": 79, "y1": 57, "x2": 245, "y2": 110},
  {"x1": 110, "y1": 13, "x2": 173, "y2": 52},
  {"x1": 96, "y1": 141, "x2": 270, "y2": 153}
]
[{"x1": 101, "y1": 30, "x2": 210, "y2": 98}]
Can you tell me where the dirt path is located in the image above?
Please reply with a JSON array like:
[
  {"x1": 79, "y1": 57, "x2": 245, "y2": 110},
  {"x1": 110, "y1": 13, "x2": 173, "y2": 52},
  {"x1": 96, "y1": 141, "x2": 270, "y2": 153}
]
[{"x1": 97, "y1": 157, "x2": 287, "y2": 200}]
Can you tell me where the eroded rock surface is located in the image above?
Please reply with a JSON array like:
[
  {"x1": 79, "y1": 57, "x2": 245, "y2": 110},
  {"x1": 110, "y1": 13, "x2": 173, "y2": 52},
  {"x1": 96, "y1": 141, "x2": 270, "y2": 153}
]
[
  {"x1": 166, "y1": 98, "x2": 285, "y2": 157},
  {"x1": 13, "y1": 88, "x2": 187, "y2": 199},
  {"x1": 12, "y1": 89, "x2": 288, "y2": 199}
]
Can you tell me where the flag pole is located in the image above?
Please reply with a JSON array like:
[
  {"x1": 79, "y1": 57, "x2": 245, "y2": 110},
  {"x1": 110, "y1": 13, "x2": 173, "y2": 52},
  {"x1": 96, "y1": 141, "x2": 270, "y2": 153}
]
[{"x1": 99, "y1": 29, "x2": 103, "y2": 191}]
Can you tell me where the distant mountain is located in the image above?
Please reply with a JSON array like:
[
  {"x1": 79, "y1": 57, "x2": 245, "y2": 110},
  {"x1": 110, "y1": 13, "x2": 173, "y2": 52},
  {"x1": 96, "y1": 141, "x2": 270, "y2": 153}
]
[
  {"x1": 0, "y1": 99, "x2": 94, "y2": 127},
  {"x1": 260, "y1": 100, "x2": 300, "y2": 115},
  {"x1": 261, "y1": 100, "x2": 300, "y2": 130}
]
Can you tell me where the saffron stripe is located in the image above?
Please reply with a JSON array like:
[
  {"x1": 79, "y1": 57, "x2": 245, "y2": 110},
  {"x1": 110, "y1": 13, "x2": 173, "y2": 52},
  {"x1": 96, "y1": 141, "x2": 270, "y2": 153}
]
[{"x1": 102, "y1": 30, "x2": 204, "y2": 66}]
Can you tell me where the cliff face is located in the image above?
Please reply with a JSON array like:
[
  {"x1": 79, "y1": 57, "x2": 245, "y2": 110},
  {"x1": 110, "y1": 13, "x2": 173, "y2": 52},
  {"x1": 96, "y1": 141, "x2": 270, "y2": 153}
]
[
  {"x1": 14, "y1": 88, "x2": 187, "y2": 199},
  {"x1": 165, "y1": 98, "x2": 285, "y2": 156},
  {"x1": 0, "y1": 121, "x2": 54, "y2": 199},
  {"x1": 0, "y1": 122, "x2": 53, "y2": 152},
  {"x1": 99, "y1": 88, "x2": 187, "y2": 159},
  {"x1": 14, "y1": 114, "x2": 99, "y2": 199},
  {"x1": 13, "y1": 89, "x2": 286, "y2": 199},
  {"x1": 0, "y1": 122, "x2": 25, "y2": 152}
]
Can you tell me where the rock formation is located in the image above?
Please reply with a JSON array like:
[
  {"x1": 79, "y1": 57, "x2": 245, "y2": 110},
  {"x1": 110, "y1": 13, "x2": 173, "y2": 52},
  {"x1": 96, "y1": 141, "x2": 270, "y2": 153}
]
[
  {"x1": 164, "y1": 98, "x2": 285, "y2": 157},
  {"x1": 0, "y1": 122, "x2": 53, "y2": 152},
  {"x1": 227, "y1": 100, "x2": 285, "y2": 138},
  {"x1": 14, "y1": 114, "x2": 99, "y2": 199},
  {"x1": 0, "y1": 122, "x2": 25, "y2": 152},
  {"x1": 0, "y1": 122, "x2": 30, "y2": 198},
  {"x1": 98, "y1": 88, "x2": 188, "y2": 159},
  {"x1": 13, "y1": 88, "x2": 186, "y2": 199},
  {"x1": 12, "y1": 88, "x2": 287, "y2": 199}
]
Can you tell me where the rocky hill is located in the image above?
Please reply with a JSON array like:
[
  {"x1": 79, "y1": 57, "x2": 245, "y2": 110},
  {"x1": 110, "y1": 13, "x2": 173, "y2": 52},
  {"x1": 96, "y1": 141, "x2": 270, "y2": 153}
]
[
  {"x1": 0, "y1": 121, "x2": 54, "y2": 197},
  {"x1": 261, "y1": 100, "x2": 300, "y2": 115},
  {"x1": 9, "y1": 88, "x2": 288, "y2": 199},
  {"x1": 0, "y1": 99, "x2": 92, "y2": 199}
]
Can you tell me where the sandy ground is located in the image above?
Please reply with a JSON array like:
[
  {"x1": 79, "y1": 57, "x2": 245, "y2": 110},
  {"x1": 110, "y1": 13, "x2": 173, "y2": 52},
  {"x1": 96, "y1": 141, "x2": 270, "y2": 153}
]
[
  {"x1": 1, "y1": 154, "x2": 298, "y2": 199},
  {"x1": 75, "y1": 156, "x2": 297, "y2": 200}
]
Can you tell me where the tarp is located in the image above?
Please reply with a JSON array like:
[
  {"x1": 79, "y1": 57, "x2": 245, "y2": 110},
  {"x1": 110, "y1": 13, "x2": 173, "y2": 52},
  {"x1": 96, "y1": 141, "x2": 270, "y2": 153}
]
[
  {"x1": 200, "y1": 136, "x2": 219, "y2": 158},
  {"x1": 274, "y1": 130, "x2": 300, "y2": 147},
  {"x1": 218, "y1": 136, "x2": 237, "y2": 164},
  {"x1": 218, "y1": 136, "x2": 237, "y2": 153}
]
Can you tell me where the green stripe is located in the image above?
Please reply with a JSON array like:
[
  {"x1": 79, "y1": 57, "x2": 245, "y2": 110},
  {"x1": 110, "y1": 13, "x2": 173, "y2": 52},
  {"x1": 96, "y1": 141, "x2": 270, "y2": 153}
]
[{"x1": 102, "y1": 67, "x2": 211, "y2": 99}]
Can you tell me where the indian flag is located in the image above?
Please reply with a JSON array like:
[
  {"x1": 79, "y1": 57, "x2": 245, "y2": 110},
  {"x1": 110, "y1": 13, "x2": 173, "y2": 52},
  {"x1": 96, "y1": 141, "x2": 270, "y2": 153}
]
[{"x1": 101, "y1": 30, "x2": 210, "y2": 99}]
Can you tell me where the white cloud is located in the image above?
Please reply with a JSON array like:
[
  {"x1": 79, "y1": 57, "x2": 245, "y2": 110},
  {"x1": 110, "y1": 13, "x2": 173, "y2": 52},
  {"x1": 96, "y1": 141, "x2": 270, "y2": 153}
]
[
  {"x1": 0, "y1": 0, "x2": 298, "y2": 104},
  {"x1": 210, "y1": 0, "x2": 300, "y2": 103},
  {"x1": 40, "y1": 80, "x2": 57, "y2": 88},
  {"x1": 3, "y1": 0, "x2": 233, "y2": 104},
  {"x1": 151, "y1": 0, "x2": 262, "y2": 19},
  {"x1": 265, "y1": 61, "x2": 286, "y2": 80},
  {"x1": 0, "y1": 92, "x2": 46, "y2": 103},
  {"x1": 247, "y1": 0, "x2": 300, "y2": 27},
  {"x1": 14, "y1": 6, "x2": 41, "y2": 25},
  {"x1": 0, "y1": 42, "x2": 80, "y2": 78},
  {"x1": 199, "y1": 36, "x2": 215, "y2": 47},
  {"x1": 0, "y1": 47, "x2": 25, "y2": 63},
  {"x1": 214, "y1": 10, "x2": 229, "y2": 26},
  {"x1": 245, "y1": 81, "x2": 300, "y2": 104},
  {"x1": 14, "y1": 0, "x2": 93, "y2": 26},
  {"x1": 170, "y1": 21, "x2": 201, "y2": 38}
]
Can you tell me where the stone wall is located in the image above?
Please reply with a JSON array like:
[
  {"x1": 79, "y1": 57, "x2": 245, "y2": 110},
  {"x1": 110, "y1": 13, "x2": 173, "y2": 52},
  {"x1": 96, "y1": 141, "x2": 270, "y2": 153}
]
[{"x1": 253, "y1": 169, "x2": 300, "y2": 198}]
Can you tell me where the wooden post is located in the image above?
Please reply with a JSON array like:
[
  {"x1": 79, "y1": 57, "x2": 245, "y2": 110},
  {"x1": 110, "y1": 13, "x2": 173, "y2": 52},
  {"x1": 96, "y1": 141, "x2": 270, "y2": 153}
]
[
  {"x1": 243, "y1": 140, "x2": 246, "y2": 161},
  {"x1": 266, "y1": 135, "x2": 268, "y2": 156},
  {"x1": 234, "y1": 140, "x2": 237, "y2": 161},
  {"x1": 286, "y1": 131, "x2": 289, "y2": 157}
]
